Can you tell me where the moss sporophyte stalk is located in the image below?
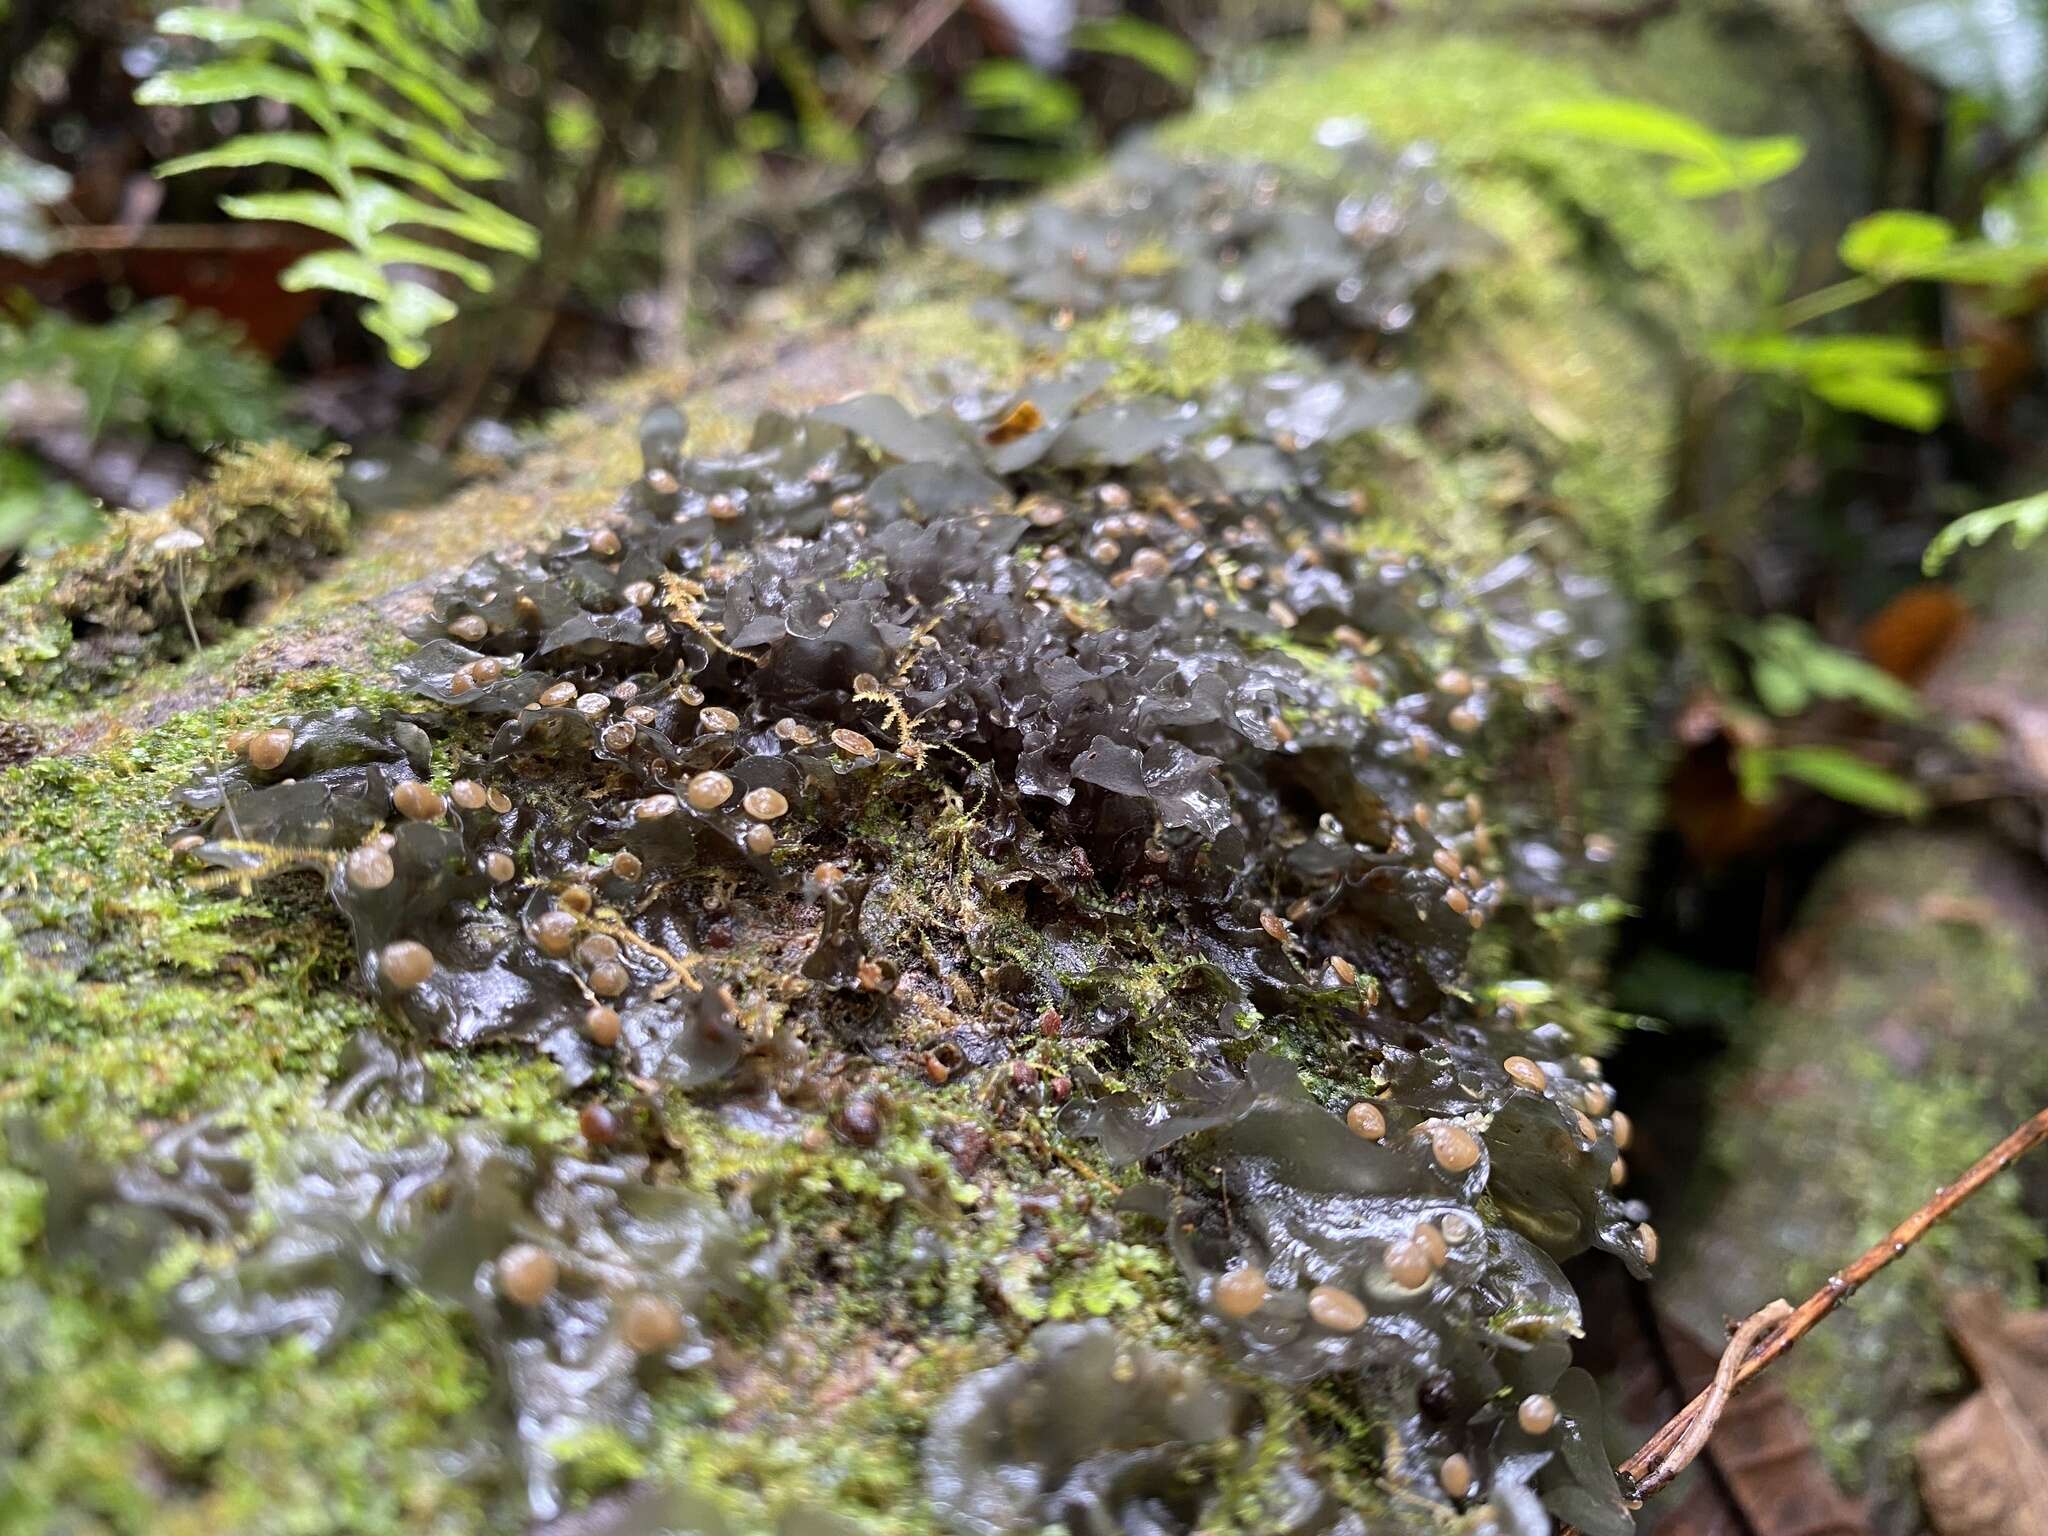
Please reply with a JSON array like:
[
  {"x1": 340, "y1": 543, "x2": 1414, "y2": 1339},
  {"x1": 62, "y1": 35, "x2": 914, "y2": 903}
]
[{"x1": 10, "y1": 133, "x2": 1660, "y2": 1535}]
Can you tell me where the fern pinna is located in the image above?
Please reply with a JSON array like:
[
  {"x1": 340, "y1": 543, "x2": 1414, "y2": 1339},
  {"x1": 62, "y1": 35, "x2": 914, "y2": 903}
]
[{"x1": 138, "y1": 0, "x2": 537, "y2": 366}]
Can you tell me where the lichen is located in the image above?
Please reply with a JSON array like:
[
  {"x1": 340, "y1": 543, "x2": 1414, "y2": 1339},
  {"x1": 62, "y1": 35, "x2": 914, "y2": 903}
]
[{"x1": 74, "y1": 140, "x2": 1646, "y2": 1533}]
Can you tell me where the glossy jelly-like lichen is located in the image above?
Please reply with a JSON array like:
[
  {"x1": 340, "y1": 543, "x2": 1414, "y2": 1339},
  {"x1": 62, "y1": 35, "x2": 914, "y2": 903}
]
[
  {"x1": 38, "y1": 140, "x2": 1654, "y2": 1533},
  {"x1": 932, "y1": 140, "x2": 1493, "y2": 342},
  {"x1": 923, "y1": 1320, "x2": 1248, "y2": 1536},
  {"x1": 18, "y1": 1041, "x2": 762, "y2": 1523}
]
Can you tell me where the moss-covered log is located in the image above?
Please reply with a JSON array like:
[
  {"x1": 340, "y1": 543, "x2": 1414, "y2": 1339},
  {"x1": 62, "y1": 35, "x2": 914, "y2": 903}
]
[
  {"x1": 0, "y1": 7, "x2": 1871, "y2": 1534},
  {"x1": 1662, "y1": 537, "x2": 2048, "y2": 1531}
]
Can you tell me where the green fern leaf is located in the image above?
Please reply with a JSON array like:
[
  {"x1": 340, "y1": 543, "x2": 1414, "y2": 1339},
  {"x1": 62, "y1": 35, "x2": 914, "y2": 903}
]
[
  {"x1": 327, "y1": 77, "x2": 504, "y2": 179},
  {"x1": 1923, "y1": 489, "x2": 2048, "y2": 574},
  {"x1": 280, "y1": 248, "x2": 390, "y2": 301},
  {"x1": 155, "y1": 8, "x2": 306, "y2": 50},
  {"x1": 138, "y1": 59, "x2": 343, "y2": 128},
  {"x1": 155, "y1": 133, "x2": 343, "y2": 181},
  {"x1": 142, "y1": 0, "x2": 534, "y2": 367},
  {"x1": 218, "y1": 190, "x2": 359, "y2": 241},
  {"x1": 364, "y1": 234, "x2": 494, "y2": 291},
  {"x1": 315, "y1": 0, "x2": 494, "y2": 117},
  {"x1": 361, "y1": 280, "x2": 458, "y2": 367}
]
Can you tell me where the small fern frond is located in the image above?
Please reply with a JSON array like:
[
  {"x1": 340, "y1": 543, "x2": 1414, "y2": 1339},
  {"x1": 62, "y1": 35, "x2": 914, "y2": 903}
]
[
  {"x1": 1924, "y1": 490, "x2": 2048, "y2": 575},
  {"x1": 139, "y1": 0, "x2": 536, "y2": 367}
]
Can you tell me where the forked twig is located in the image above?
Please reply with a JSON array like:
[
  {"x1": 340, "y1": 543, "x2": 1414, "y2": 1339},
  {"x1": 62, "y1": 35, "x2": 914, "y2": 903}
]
[
  {"x1": 1625, "y1": 1298, "x2": 1791, "y2": 1499},
  {"x1": 1566, "y1": 1103, "x2": 2048, "y2": 1529}
]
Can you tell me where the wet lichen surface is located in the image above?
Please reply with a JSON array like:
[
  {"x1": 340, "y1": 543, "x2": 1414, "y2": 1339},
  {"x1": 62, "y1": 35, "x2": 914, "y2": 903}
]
[{"x1": 0, "y1": 70, "x2": 1704, "y2": 1536}]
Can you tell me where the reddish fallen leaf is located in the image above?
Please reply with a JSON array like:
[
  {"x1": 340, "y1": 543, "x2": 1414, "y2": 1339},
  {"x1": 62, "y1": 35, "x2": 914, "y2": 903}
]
[
  {"x1": 0, "y1": 223, "x2": 333, "y2": 357},
  {"x1": 1858, "y1": 583, "x2": 1968, "y2": 686},
  {"x1": 1916, "y1": 1291, "x2": 2048, "y2": 1536},
  {"x1": 1667, "y1": 736, "x2": 1776, "y2": 867}
]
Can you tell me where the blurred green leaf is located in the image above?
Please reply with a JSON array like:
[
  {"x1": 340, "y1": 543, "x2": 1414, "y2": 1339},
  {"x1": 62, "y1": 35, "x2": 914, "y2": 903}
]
[
  {"x1": 1739, "y1": 616, "x2": 1923, "y2": 720},
  {"x1": 1839, "y1": 209, "x2": 1957, "y2": 275},
  {"x1": 1665, "y1": 135, "x2": 1805, "y2": 197},
  {"x1": 0, "y1": 300, "x2": 292, "y2": 449},
  {"x1": 1737, "y1": 745, "x2": 1928, "y2": 816},
  {"x1": 1071, "y1": 17, "x2": 1199, "y2": 89},
  {"x1": 1839, "y1": 208, "x2": 2048, "y2": 287},
  {"x1": 1752, "y1": 657, "x2": 1809, "y2": 716},
  {"x1": 1715, "y1": 331, "x2": 1950, "y2": 427},
  {"x1": 546, "y1": 100, "x2": 601, "y2": 157},
  {"x1": 697, "y1": 0, "x2": 759, "y2": 61},
  {"x1": 1848, "y1": 0, "x2": 2048, "y2": 138},
  {"x1": 1523, "y1": 97, "x2": 1730, "y2": 162},
  {"x1": 1923, "y1": 488, "x2": 2048, "y2": 573},
  {"x1": 965, "y1": 60, "x2": 1084, "y2": 140},
  {"x1": 1808, "y1": 369, "x2": 1947, "y2": 428},
  {"x1": 1907, "y1": 241, "x2": 2048, "y2": 285},
  {"x1": 1713, "y1": 331, "x2": 1948, "y2": 375},
  {"x1": 0, "y1": 448, "x2": 101, "y2": 556},
  {"x1": 1523, "y1": 97, "x2": 1803, "y2": 197}
]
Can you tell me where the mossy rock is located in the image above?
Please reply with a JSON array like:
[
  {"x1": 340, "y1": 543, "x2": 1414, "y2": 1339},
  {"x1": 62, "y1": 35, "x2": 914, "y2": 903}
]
[
  {"x1": 1663, "y1": 829, "x2": 2048, "y2": 1528},
  {"x1": 0, "y1": 443, "x2": 349, "y2": 696}
]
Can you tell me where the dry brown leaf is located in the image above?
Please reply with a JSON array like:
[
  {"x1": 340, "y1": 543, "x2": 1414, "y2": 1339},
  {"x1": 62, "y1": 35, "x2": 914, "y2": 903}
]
[
  {"x1": 1917, "y1": 1291, "x2": 2048, "y2": 1536},
  {"x1": 1858, "y1": 583, "x2": 1968, "y2": 686}
]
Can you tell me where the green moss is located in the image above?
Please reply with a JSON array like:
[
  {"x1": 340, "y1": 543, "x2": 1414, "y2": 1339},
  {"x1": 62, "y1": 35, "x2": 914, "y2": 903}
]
[
  {"x1": 0, "y1": 655, "x2": 573, "y2": 1163},
  {"x1": 1063, "y1": 313, "x2": 1301, "y2": 399},
  {"x1": 0, "y1": 1283, "x2": 496, "y2": 1536},
  {"x1": 551, "y1": 1425, "x2": 648, "y2": 1499},
  {"x1": 1781, "y1": 1048, "x2": 2042, "y2": 1488},
  {"x1": 854, "y1": 296, "x2": 1028, "y2": 386},
  {"x1": 1139, "y1": 28, "x2": 1755, "y2": 886},
  {"x1": 1165, "y1": 34, "x2": 1738, "y2": 321},
  {"x1": 0, "y1": 1167, "x2": 40, "y2": 1278},
  {"x1": 0, "y1": 14, "x2": 1832, "y2": 1528},
  {"x1": 1, "y1": 444, "x2": 351, "y2": 698}
]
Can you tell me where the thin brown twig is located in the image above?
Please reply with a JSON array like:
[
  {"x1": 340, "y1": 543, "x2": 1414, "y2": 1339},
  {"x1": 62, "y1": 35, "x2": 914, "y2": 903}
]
[
  {"x1": 1591, "y1": 1102, "x2": 2048, "y2": 1521},
  {"x1": 1636, "y1": 1298, "x2": 1791, "y2": 1496},
  {"x1": 837, "y1": 0, "x2": 966, "y2": 128}
]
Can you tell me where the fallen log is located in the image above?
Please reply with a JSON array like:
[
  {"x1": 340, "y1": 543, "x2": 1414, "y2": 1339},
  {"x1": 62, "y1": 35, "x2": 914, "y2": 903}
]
[{"x1": 0, "y1": 6, "x2": 1876, "y2": 1533}]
